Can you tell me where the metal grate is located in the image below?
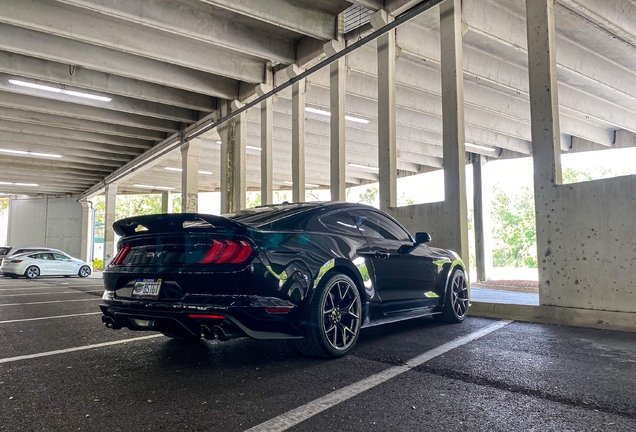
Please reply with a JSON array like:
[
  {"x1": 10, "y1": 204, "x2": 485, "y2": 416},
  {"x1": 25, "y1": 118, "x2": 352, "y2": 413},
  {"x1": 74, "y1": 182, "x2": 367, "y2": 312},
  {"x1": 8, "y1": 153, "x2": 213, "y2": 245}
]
[{"x1": 344, "y1": 5, "x2": 374, "y2": 33}]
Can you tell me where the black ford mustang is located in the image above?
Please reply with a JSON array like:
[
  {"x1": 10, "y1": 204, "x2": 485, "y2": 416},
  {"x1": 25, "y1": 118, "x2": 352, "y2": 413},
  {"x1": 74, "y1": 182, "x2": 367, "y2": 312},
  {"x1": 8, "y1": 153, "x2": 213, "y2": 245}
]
[{"x1": 100, "y1": 202, "x2": 469, "y2": 358}]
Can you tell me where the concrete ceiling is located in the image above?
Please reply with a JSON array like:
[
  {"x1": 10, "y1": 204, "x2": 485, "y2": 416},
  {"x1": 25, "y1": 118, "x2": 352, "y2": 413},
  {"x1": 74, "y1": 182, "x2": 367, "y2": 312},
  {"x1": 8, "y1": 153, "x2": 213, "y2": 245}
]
[{"x1": 0, "y1": 0, "x2": 634, "y2": 197}]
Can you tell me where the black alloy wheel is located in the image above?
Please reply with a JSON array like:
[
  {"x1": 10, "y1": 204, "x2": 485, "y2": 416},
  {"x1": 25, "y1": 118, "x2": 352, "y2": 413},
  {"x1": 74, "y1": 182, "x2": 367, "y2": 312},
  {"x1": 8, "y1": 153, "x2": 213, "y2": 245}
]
[
  {"x1": 295, "y1": 273, "x2": 362, "y2": 358},
  {"x1": 25, "y1": 266, "x2": 40, "y2": 279},
  {"x1": 436, "y1": 269, "x2": 469, "y2": 323}
]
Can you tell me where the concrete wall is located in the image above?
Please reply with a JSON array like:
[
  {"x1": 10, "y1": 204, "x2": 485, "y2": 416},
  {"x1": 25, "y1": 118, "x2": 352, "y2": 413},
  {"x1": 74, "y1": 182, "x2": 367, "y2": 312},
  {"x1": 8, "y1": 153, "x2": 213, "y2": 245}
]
[
  {"x1": 8, "y1": 198, "x2": 85, "y2": 258},
  {"x1": 537, "y1": 175, "x2": 636, "y2": 313}
]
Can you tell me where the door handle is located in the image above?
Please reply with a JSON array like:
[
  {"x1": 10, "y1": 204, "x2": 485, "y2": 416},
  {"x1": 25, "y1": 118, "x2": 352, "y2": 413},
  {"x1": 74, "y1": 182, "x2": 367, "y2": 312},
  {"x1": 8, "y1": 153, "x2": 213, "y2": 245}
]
[{"x1": 375, "y1": 250, "x2": 390, "y2": 259}]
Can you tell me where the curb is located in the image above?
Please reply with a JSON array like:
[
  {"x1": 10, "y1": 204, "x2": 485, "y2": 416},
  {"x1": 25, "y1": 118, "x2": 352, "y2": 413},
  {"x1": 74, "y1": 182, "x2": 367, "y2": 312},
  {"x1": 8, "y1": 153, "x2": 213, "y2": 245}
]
[{"x1": 469, "y1": 301, "x2": 636, "y2": 333}]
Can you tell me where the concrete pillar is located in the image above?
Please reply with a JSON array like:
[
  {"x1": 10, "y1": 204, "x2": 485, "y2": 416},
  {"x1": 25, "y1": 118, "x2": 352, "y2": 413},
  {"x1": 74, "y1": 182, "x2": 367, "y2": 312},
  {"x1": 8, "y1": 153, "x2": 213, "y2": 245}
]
[
  {"x1": 372, "y1": 10, "x2": 397, "y2": 211},
  {"x1": 181, "y1": 139, "x2": 201, "y2": 213},
  {"x1": 526, "y1": 0, "x2": 562, "y2": 301},
  {"x1": 161, "y1": 191, "x2": 173, "y2": 214},
  {"x1": 287, "y1": 65, "x2": 306, "y2": 203},
  {"x1": 79, "y1": 200, "x2": 91, "y2": 263},
  {"x1": 472, "y1": 154, "x2": 486, "y2": 281},
  {"x1": 324, "y1": 39, "x2": 346, "y2": 202},
  {"x1": 103, "y1": 184, "x2": 117, "y2": 265},
  {"x1": 257, "y1": 84, "x2": 274, "y2": 205},
  {"x1": 440, "y1": 0, "x2": 470, "y2": 270},
  {"x1": 220, "y1": 100, "x2": 247, "y2": 213}
]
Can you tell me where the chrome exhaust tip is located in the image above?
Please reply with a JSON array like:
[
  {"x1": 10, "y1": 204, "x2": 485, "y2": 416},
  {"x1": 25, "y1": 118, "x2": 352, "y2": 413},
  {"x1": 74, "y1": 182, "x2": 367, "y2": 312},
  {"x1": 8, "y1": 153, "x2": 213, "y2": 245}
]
[{"x1": 200, "y1": 325, "x2": 215, "y2": 340}]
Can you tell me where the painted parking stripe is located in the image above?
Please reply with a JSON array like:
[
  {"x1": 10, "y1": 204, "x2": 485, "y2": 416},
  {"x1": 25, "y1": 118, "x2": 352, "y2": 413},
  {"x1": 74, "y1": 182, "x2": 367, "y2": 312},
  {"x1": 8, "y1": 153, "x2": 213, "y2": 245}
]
[
  {"x1": 0, "y1": 285, "x2": 102, "y2": 292},
  {"x1": 0, "y1": 290, "x2": 103, "y2": 297},
  {"x1": 246, "y1": 320, "x2": 513, "y2": 432},
  {"x1": 0, "y1": 312, "x2": 102, "y2": 324},
  {"x1": 0, "y1": 334, "x2": 163, "y2": 364},
  {"x1": 0, "y1": 298, "x2": 99, "y2": 307}
]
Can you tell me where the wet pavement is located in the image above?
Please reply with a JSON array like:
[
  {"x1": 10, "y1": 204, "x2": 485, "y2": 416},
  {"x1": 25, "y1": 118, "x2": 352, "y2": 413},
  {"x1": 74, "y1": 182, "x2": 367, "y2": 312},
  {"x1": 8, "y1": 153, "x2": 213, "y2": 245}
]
[{"x1": 0, "y1": 276, "x2": 634, "y2": 431}]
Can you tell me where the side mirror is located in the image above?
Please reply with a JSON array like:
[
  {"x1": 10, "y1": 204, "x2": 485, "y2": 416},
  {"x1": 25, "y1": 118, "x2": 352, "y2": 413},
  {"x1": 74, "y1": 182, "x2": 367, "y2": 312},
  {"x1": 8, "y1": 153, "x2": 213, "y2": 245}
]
[{"x1": 415, "y1": 232, "x2": 432, "y2": 244}]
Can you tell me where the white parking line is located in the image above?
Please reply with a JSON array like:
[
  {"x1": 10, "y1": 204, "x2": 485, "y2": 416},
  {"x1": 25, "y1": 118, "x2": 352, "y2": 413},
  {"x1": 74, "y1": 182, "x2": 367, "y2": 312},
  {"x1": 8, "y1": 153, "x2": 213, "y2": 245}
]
[
  {"x1": 0, "y1": 285, "x2": 102, "y2": 292},
  {"x1": 0, "y1": 335, "x2": 163, "y2": 364},
  {"x1": 0, "y1": 298, "x2": 99, "y2": 307},
  {"x1": 0, "y1": 290, "x2": 103, "y2": 297},
  {"x1": 245, "y1": 320, "x2": 513, "y2": 432},
  {"x1": 0, "y1": 312, "x2": 102, "y2": 324}
]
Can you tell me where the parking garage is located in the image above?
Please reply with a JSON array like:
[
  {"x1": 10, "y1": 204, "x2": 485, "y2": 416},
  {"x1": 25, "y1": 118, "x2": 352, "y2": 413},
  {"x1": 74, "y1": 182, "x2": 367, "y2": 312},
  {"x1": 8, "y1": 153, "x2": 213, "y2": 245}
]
[{"x1": 0, "y1": 0, "x2": 635, "y2": 430}]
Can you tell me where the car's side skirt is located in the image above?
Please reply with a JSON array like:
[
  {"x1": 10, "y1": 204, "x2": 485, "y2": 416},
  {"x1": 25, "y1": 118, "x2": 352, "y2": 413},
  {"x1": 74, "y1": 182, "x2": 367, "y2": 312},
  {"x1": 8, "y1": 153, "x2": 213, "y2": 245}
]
[{"x1": 361, "y1": 306, "x2": 440, "y2": 329}]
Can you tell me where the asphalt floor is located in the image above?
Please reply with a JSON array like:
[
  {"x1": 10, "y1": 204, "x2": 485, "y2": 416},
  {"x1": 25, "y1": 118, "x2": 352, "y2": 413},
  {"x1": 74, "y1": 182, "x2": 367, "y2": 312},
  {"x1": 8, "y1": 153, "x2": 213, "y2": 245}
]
[{"x1": 1, "y1": 275, "x2": 635, "y2": 431}]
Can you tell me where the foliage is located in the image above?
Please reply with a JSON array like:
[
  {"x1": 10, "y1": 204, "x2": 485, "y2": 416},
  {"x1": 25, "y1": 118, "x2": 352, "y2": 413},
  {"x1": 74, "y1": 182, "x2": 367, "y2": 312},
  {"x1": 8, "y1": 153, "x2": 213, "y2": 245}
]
[
  {"x1": 92, "y1": 258, "x2": 103, "y2": 271},
  {"x1": 246, "y1": 192, "x2": 261, "y2": 208},
  {"x1": 491, "y1": 185, "x2": 538, "y2": 268},
  {"x1": 94, "y1": 193, "x2": 182, "y2": 225},
  {"x1": 357, "y1": 186, "x2": 378, "y2": 205},
  {"x1": 0, "y1": 199, "x2": 8, "y2": 218}
]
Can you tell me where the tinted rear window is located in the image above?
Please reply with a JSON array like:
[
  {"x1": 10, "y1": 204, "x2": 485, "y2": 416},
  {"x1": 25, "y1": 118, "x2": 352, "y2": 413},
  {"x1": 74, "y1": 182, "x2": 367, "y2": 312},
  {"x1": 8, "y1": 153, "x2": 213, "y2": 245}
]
[
  {"x1": 0, "y1": 247, "x2": 10, "y2": 256},
  {"x1": 224, "y1": 204, "x2": 316, "y2": 227}
]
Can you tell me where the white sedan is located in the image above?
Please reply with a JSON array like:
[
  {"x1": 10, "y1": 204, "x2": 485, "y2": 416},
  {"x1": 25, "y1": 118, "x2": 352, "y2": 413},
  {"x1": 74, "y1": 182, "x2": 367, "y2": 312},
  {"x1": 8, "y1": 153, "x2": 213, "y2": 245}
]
[{"x1": 1, "y1": 251, "x2": 92, "y2": 279}]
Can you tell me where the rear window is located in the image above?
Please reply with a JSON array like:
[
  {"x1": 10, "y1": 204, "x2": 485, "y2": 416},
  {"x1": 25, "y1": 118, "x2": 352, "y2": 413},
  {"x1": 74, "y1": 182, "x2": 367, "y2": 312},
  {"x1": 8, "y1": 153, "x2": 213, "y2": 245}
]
[
  {"x1": 225, "y1": 204, "x2": 316, "y2": 227},
  {"x1": 0, "y1": 247, "x2": 10, "y2": 256}
]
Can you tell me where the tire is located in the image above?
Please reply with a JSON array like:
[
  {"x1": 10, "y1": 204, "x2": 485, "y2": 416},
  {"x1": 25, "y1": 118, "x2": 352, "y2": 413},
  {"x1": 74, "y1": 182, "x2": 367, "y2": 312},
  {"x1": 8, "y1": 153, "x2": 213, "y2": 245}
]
[
  {"x1": 294, "y1": 273, "x2": 362, "y2": 358},
  {"x1": 24, "y1": 266, "x2": 40, "y2": 279},
  {"x1": 160, "y1": 331, "x2": 201, "y2": 342},
  {"x1": 435, "y1": 269, "x2": 469, "y2": 323},
  {"x1": 78, "y1": 265, "x2": 91, "y2": 278}
]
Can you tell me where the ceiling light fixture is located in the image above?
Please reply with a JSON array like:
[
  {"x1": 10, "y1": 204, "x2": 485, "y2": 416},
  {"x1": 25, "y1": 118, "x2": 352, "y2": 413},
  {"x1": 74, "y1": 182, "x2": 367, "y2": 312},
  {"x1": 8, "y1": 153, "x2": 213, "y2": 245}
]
[
  {"x1": 215, "y1": 141, "x2": 222, "y2": 145},
  {"x1": 465, "y1": 143, "x2": 498, "y2": 153},
  {"x1": 163, "y1": 167, "x2": 212, "y2": 175},
  {"x1": 305, "y1": 107, "x2": 370, "y2": 124},
  {"x1": 0, "y1": 181, "x2": 38, "y2": 187},
  {"x1": 283, "y1": 181, "x2": 320, "y2": 188},
  {"x1": 0, "y1": 148, "x2": 62, "y2": 158},
  {"x1": 246, "y1": 146, "x2": 262, "y2": 152},
  {"x1": 9, "y1": 79, "x2": 112, "y2": 102},
  {"x1": 133, "y1": 184, "x2": 175, "y2": 191},
  {"x1": 347, "y1": 163, "x2": 380, "y2": 173}
]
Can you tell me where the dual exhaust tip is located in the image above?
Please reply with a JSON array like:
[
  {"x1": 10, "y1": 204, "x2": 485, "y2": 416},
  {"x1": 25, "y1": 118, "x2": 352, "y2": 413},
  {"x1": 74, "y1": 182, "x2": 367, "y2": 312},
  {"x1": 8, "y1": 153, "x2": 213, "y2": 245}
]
[
  {"x1": 101, "y1": 315, "x2": 120, "y2": 330},
  {"x1": 200, "y1": 324, "x2": 237, "y2": 342}
]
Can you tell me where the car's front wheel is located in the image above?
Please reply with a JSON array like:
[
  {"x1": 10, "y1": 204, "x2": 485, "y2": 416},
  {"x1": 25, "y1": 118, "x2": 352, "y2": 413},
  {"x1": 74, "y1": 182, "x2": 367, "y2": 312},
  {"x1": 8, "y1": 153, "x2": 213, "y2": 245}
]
[
  {"x1": 295, "y1": 273, "x2": 362, "y2": 358},
  {"x1": 435, "y1": 269, "x2": 469, "y2": 323},
  {"x1": 78, "y1": 265, "x2": 91, "y2": 278},
  {"x1": 25, "y1": 266, "x2": 40, "y2": 279}
]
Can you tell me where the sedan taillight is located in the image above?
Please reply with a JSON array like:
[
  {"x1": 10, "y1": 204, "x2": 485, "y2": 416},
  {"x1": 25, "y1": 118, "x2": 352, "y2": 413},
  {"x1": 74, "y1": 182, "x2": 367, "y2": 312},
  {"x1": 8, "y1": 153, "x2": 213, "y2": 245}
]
[
  {"x1": 10, "y1": 259, "x2": 22, "y2": 263},
  {"x1": 110, "y1": 244, "x2": 131, "y2": 266},
  {"x1": 199, "y1": 240, "x2": 252, "y2": 264}
]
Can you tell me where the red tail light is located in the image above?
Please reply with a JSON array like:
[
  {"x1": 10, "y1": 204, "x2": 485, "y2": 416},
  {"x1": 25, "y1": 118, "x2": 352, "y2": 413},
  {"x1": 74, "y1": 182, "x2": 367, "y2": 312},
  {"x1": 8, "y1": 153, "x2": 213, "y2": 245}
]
[
  {"x1": 187, "y1": 314, "x2": 226, "y2": 320},
  {"x1": 199, "y1": 240, "x2": 252, "y2": 265},
  {"x1": 110, "y1": 243, "x2": 131, "y2": 265},
  {"x1": 11, "y1": 259, "x2": 23, "y2": 263}
]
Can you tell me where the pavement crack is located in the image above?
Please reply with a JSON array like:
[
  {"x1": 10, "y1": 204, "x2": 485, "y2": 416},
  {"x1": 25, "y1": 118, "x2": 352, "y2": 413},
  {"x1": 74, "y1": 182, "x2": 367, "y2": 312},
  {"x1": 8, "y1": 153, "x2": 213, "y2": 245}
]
[{"x1": 417, "y1": 365, "x2": 636, "y2": 421}]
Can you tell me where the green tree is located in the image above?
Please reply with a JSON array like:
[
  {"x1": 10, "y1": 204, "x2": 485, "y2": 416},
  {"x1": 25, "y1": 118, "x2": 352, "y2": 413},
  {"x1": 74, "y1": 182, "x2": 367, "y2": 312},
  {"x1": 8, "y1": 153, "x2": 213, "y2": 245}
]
[
  {"x1": 491, "y1": 185, "x2": 538, "y2": 268},
  {"x1": 0, "y1": 199, "x2": 8, "y2": 216},
  {"x1": 94, "y1": 194, "x2": 182, "y2": 225},
  {"x1": 357, "y1": 186, "x2": 378, "y2": 205}
]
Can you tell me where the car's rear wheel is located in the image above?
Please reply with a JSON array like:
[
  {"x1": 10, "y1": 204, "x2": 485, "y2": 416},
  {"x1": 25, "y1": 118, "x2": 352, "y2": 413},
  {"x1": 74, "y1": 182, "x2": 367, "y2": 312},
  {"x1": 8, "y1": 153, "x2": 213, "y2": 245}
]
[
  {"x1": 25, "y1": 266, "x2": 40, "y2": 279},
  {"x1": 295, "y1": 273, "x2": 361, "y2": 358},
  {"x1": 435, "y1": 269, "x2": 468, "y2": 323},
  {"x1": 78, "y1": 265, "x2": 91, "y2": 278}
]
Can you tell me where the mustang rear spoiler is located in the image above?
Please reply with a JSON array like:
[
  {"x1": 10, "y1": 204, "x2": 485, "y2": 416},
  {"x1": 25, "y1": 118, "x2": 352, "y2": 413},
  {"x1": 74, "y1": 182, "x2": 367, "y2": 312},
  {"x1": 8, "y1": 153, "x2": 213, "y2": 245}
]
[{"x1": 112, "y1": 213, "x2": 248, "y2": 237}]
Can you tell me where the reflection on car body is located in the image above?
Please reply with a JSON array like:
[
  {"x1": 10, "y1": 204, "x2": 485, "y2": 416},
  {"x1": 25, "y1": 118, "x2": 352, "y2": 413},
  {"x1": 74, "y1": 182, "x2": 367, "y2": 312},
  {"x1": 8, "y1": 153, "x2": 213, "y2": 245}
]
[{"x1": 100, "y1": 202, "x2": 469, "y2": 358}]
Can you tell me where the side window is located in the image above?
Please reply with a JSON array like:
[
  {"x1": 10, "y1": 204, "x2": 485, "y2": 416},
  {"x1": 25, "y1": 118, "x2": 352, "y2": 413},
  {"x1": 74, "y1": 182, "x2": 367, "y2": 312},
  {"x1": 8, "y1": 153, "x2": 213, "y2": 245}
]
[
  {"x1": 14, "y1": 249, "x2": 25, "y2": 255},
  {"x1": 41, "y1": 253, "x2": 55, "y2": 261},
  {"x1": 318, "y1": 211, "x2": 362, "y2": 237},
  {"x1": 30, "y1": 253, "x2": 43, "y2": 260},
  {"x1": 53, "y1": 253, "x2": 71, "y2": 261},
  {"x1": 350, "y1": 210, "x2": 411, "y2": 242}
]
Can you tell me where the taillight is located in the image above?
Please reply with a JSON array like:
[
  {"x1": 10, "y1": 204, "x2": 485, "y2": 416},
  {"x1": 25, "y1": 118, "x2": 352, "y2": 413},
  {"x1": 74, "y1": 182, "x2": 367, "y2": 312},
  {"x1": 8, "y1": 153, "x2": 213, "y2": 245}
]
[
  {"x1": 110, "y1": 243, "x2": 131, "y2": 265},
  {"x1": 11, "y1": 259, "x2": 23, "y2": 263},
  {"x1": 199, "y1": 240, "x2": 252, "y2": 264}
]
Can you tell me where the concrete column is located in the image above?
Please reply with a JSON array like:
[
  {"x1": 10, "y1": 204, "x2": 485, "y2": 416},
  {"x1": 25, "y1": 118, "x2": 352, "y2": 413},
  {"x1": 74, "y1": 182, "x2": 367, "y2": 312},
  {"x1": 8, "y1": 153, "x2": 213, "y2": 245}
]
[
  {"x1": 472, "y1": 154, "x2": 486, "y2": 281},
  {"x1": 440, "y1": 0, "x2": 470, "y2": 269},
  {"x1": 257, "y1": 84, "x2": 274, "y2": 205},
  {"x1": 372, "y1": 10, "x2": 397, "y2": 211},
  {"x1": 79, "y1": 200, "x2": 91, "y2": 263},
  {"x1": 324, "y1": 39, "x2": 346, "y2": 202},
  {"x1": 526, "y1": 0, "x2": 562, "y2": 189},
  {"x1": 220, "y1": 100, "x2": 247, "y2": 213},
  {"x1": 103, "y1": 184, "x2": 117, "y2": 265},
  {"x1": 526, "y1": 0, "x2": 562, "y2": 302},
  {"x1": 181, "y1": 139, "x2": 201, "y2": 213},
  {"x1": 287, "y1": 65, "x2": 306, "y2": 203},
  {"x1": 161, "y1": 191, "x2": 173, "y2": 213}
]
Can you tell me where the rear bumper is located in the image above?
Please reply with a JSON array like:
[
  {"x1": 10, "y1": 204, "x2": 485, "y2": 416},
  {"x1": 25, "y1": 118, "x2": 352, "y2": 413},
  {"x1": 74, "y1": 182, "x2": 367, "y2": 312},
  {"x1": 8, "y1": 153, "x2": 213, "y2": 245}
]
[{"x1": 100, "y1": 294, "x2": 302, "y2": 340}]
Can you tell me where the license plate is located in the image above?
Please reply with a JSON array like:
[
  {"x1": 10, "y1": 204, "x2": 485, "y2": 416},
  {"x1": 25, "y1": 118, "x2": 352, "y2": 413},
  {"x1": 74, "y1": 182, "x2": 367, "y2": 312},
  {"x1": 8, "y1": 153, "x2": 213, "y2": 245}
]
[{"x1": 132, "y1": 278, "x2": 162, "y2": 299}]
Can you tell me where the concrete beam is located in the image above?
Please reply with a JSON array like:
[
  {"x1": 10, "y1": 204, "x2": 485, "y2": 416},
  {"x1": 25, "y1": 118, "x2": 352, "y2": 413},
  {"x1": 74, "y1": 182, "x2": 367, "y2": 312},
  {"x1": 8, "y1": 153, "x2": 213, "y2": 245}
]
[
  {"x1": 0, "y1": 92, "x2": 180, "y2": 133},
  {"x1": 287, "y1": 65, "x2": 306, "y2": 203},
  {"x1": 0, "y1": 106, "x2": 165, "y2": 142},
  {"x1": 0, "y1": 157, "x2": 113, "y2": 174},
  {"x1": 0, "y1": 51, "x2": 216, "y2": 112},
  {"x1": 0, "y1": 23, "x2": 238, "y2": 99},
  {"x1": 1, "y1": 0, "x2": 265, "y2": 83},
  {"x1": 327, "y1": 40, "x2": 347, "y2": 201},
  {"x1": 259, "y1": 86, "x2": 274, "y2": 205},
  {"x1": 0, "y1": 167, "x2": 104, "y2": 184},
  {"x1": 161, "y1": 191, "x2": 173, "y2": 214},
  {"x1": 57, "y1": 0, "x2": 295, "y2": 64},
  {"x1": 0, "y1": 119, "x2": 151, "y2": 151},
  {"x1": 200, "y1": 0, "x2": 338, "y2": 41}
]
